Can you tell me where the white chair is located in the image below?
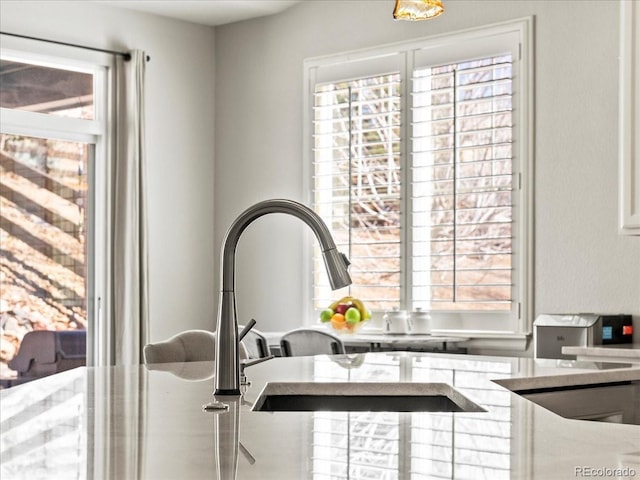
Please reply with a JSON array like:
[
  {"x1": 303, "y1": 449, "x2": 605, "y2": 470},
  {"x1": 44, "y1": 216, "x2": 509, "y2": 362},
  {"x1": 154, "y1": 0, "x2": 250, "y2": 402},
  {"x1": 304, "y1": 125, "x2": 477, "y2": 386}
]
[
  {"x1": 143, "y1": 329, "x2": 248, "y2": 364},
  {"x1": 280, "y1": 328, "x2": 346, "y2": 357}
]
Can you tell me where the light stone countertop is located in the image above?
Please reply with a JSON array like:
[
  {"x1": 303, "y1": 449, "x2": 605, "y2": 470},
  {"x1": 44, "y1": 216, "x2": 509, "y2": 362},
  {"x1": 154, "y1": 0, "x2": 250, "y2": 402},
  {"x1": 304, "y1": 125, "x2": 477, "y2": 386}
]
[
  {"x1": 1, "y1": 351, "x2": 639, "y2": 479},
  {"x1": 562, "y1": 344, "x2": 640, "y2": 363}
]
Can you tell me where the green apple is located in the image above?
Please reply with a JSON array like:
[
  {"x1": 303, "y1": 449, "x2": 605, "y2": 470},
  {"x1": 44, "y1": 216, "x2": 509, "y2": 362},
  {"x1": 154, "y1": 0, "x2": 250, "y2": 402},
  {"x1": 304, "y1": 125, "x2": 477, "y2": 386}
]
[
  {"x1": 320, "y1": 308, "x2": 334, "y2": 323},
  {"x1": 345, "y1": 307, "x2": 361, "y2": 324}
]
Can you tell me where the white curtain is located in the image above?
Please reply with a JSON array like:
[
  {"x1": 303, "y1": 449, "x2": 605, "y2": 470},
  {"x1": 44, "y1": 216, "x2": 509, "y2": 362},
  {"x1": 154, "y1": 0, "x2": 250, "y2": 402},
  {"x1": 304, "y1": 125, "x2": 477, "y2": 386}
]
[{"x1": 113, "y1": 50, "x2": 149, "y2": 365}]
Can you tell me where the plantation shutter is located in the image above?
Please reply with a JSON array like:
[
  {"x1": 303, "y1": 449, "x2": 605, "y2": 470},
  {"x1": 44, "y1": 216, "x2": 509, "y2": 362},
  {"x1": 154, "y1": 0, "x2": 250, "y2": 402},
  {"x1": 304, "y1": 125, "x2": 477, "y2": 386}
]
[
  {"x1": 410, "y1": 53, "x2": 515, "y2": 312},
  {"x1": 312, "y1": 71, "x2": 402, "y2": 311}
]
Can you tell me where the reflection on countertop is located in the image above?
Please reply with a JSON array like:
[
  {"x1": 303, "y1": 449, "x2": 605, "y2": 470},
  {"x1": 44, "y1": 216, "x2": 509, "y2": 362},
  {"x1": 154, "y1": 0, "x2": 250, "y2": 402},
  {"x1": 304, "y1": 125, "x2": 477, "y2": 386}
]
[
  {"x1": 263, "y1": 328, "x2": 470, "y2": 355},
  {"x1": 1, "y1": 352, "x2": 639, "y2": 479}
]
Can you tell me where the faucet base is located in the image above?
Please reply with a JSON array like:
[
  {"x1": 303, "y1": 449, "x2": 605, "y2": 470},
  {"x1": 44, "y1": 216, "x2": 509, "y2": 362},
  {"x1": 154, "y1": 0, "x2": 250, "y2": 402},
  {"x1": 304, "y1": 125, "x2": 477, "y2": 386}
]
[{"x1": 215, "y1": 388, "x2": 242, "y2": 396}]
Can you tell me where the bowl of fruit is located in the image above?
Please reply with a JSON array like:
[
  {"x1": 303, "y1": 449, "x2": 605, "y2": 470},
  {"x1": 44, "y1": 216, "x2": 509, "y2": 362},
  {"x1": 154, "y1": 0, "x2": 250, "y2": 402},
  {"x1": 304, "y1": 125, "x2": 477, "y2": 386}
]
[{"x1": 319, "y1": 296, "x2": 371, "y2": 334}]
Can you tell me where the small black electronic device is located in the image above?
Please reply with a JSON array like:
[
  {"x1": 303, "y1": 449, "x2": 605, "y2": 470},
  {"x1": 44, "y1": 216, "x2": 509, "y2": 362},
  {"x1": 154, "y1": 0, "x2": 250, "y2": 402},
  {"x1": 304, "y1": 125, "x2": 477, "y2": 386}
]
[{"x1": 600, "y1": 314, "x2": 633, "y2": 345}]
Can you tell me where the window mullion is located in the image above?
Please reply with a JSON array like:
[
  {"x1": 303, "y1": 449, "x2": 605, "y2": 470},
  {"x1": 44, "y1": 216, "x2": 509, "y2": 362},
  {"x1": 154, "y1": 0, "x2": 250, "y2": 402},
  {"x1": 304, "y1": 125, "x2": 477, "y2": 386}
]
[
  {"x1": 348, "y1": 85, "x2": 353, "y2": 294},
  {"x1": 0, "y1": 108, "x2": 102, "y2": 142},
  {"x1": 402, "y1": 51, "x2": 412, "y2": 312},
  {"x1": 452, "y1": 66, "x2": 458, "y2": 304}
]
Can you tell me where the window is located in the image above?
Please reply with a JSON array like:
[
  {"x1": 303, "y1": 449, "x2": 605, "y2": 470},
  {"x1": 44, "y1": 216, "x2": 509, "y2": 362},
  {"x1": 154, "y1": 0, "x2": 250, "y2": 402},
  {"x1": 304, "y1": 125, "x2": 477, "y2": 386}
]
[
  {"x1": 0, "y1": 36, "x2": 112, "y2": 376},
  {"x1": 307, "y1": 19, "x2": 532, "y2": 333}
]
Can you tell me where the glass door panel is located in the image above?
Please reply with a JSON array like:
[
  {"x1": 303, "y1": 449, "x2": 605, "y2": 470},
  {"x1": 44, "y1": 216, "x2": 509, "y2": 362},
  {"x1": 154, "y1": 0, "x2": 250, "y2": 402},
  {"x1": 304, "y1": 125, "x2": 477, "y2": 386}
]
[{"x1": 1, "y1": 133, "x2": 90, "y2": 380}]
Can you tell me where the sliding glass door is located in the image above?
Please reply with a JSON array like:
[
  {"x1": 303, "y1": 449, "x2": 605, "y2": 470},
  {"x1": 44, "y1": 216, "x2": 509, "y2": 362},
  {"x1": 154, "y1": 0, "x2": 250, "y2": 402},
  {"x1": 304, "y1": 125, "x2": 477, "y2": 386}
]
[{"x1": 0, "y1": 42, "x2": 111, "y2": 379}]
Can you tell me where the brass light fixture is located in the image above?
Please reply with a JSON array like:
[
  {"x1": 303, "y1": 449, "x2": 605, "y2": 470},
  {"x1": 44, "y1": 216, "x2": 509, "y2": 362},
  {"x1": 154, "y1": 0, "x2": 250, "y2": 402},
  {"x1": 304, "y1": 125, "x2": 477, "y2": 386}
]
[{"x1": 393, "y1": 0, "x2": 444, "y2": 20}]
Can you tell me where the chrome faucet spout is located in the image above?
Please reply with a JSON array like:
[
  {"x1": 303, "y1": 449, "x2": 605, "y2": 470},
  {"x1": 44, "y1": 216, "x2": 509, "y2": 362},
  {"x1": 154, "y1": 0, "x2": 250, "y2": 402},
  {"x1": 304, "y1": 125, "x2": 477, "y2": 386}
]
[{"x1": 214, "y1": 199, "x2": 351, "y2": 396}]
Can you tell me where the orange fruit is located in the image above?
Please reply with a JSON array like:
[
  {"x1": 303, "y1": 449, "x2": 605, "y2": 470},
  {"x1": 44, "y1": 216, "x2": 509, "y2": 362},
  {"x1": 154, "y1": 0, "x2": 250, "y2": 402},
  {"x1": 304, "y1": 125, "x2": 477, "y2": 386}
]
[{"x1": 330, "y1": 313, "x2": 346, "y2": 330}]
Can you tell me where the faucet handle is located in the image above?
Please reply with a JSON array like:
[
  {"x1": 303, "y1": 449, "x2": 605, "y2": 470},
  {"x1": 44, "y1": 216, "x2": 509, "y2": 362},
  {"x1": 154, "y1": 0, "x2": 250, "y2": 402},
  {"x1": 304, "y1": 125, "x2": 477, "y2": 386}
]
[{"x1": 238, "y1": 318, "x2": 257, "y2": 342}]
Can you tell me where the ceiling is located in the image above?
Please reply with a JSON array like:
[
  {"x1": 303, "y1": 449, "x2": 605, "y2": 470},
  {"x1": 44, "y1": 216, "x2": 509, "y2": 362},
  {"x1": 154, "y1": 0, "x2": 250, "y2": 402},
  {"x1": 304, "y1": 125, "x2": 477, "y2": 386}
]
[{"x1": 95, "y1": 1, "x2": 302, "y2": 27}]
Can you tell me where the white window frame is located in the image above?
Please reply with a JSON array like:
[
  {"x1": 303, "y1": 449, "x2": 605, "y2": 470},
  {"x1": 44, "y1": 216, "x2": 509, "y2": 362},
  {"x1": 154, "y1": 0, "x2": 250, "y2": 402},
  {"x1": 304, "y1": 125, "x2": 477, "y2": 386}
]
[
  {"x1": 619, "y1": 0, "x2": 640, "y2": 234},
  {"x1": 303, "y1": 18, "x2": 533, "y2": 336},
  {"x1": 0, "y1": 35, "x2": 115, "y2": 366}
]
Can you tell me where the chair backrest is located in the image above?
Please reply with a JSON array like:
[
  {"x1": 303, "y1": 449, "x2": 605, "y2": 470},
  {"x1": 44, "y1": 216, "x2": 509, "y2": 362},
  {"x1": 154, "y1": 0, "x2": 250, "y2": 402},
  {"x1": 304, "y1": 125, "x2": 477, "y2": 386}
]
[
  {"x1": 143, "y1": 330, "x2": 248, "y2": 364},
  {"x1": 280, "y1": 328, "x2": 345, "y2": 357},
  {"x1": 239, "y1": 326, "x2": 271, "y2": 359}
]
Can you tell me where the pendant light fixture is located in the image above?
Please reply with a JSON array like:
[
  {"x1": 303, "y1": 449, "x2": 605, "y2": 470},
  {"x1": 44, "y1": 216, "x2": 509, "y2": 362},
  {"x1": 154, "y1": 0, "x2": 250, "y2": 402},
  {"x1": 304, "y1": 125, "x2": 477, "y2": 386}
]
[{"x1": 393, "y1": 0, "x2": 444, "y2": 20}]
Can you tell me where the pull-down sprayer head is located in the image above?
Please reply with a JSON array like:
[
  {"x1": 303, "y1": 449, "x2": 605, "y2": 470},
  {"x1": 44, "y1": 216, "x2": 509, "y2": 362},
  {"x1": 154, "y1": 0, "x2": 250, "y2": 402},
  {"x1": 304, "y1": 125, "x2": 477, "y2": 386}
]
[{"x1": 321, "y1": 248, "x2": 351, "y2": 290}]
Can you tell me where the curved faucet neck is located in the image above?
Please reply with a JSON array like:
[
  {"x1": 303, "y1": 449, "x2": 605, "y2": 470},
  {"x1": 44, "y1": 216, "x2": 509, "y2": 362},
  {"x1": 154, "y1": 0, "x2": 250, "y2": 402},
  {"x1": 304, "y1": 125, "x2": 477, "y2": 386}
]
[{"x1": 220, "y1": 199, "x2": 336, "y2": 293}]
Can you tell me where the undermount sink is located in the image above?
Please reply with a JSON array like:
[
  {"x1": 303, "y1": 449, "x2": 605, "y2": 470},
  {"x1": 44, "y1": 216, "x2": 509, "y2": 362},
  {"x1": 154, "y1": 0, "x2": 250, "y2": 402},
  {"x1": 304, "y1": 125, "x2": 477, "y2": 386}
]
[{"x1": 252, "y1": 382, "x2": 486, "y2": 413}]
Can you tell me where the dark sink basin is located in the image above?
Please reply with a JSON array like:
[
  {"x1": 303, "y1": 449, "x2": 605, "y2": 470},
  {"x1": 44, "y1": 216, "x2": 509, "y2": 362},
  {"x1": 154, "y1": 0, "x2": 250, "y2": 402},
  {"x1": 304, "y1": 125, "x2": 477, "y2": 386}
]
[{"x1": 252, "y1": 382, "x2": 486, "y2": 413}]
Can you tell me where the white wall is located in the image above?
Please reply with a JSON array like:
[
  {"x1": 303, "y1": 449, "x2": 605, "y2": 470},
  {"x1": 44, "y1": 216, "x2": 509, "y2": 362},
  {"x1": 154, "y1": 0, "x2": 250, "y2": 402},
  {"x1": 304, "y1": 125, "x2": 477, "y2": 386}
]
[
  {"x1": 1, "y1": 1, "x2": 217, "y2": 343},
  {"x1": 3, "y1": 0, "x2": 637, "y2": 345},
  {"x1": 214, "y1": 0, "x2": 640, "y2": 334}
]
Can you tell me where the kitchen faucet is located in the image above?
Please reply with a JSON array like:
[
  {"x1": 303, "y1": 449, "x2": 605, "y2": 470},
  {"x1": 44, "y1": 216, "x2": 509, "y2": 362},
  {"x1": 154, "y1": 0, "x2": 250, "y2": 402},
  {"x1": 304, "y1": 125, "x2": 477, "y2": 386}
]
[{"x1": 214, "y1": 199, "x2": 352, "y2": 396}]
